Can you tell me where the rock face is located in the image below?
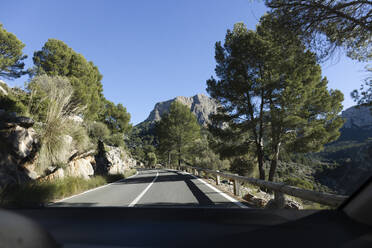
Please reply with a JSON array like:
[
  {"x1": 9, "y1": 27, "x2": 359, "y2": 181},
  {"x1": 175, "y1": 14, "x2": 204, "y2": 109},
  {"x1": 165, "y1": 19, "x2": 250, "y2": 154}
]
[
  {"x1": 94, "y1": 141, "x2": 135, "y2": 175},
  {"x1": 65, "y1": 156, "x2": 95, "y2": 179},
  {"x1": 143, "y1": 94, "x2": 219, "y2": 127},
  {"x1": 341, "y1": 105, "x2": 372, "y2": 129},
  {"x1": 0, "y1": 111, "x2": 39, "y2": 188}
]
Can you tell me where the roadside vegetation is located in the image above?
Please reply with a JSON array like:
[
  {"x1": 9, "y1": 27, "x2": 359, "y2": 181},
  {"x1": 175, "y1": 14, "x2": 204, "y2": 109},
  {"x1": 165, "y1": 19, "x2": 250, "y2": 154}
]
[
  {"x1": 0, "y1": 23, "x2": 137, "y2": 205},
  {"x1": 0, "y1": 23, "x2": 132, "y2": 172},
  {"x1": 0, "y1": 169, "x2": 136, "y2": 207}
]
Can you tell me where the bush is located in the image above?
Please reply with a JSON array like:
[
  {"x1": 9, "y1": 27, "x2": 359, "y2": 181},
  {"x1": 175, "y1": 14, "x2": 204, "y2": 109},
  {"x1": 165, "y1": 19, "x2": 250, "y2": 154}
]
[
  {"x1": 69, "y1": 122, "x2": 91, "y2": 152},
  {"x1": 0, "y1": 82, "x2": 28, "y2": 115},
  {"x1": 86, "y1": 121, "x2": 110, "y2": 141},
  {"x1": 146, "y1": 152, "x2": 157, "y2": 166},
  {"x1": 284, "y1": 177, "x2": 314, "y2": 190},
  {"x1": 230, "y1": 156, "x2": 256, "y2": 176},
  {"x1": 106, "y1": 133, "x2": 125, "y2": 147}
]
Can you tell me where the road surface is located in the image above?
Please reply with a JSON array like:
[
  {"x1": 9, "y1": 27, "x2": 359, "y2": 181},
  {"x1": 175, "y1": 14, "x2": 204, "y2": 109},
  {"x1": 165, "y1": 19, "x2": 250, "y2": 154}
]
[{"x1": 52, "y1": 169, "x2": 247, "y2": 208}]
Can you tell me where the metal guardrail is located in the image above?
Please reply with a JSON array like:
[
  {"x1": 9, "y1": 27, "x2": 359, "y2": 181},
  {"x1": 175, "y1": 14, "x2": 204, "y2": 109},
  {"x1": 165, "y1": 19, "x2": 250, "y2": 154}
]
[{"x1": 170, "y1": 164, "x2": 348, "y2": 207}]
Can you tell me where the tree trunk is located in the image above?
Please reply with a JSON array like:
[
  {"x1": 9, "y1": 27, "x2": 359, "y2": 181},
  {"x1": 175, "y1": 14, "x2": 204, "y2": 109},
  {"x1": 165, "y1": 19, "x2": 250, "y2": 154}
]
[
  {"x1": 168, "y1": 151, "x2": 171, "y2": 166},
  {"x1": 178, "y1": 148, "x2": 181, "y2": 166},
  {"x1": 268, "y1": 142, "x2": 281, "y2": 182},
  {"x1": 256, "y1": 138, "x2": 265, "y2": 180}
]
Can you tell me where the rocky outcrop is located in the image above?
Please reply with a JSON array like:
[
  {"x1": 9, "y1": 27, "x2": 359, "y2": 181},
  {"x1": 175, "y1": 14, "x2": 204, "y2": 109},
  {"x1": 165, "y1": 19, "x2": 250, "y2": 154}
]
[
  {"x1": 65, "y1": 155, "x2": 95, "y2": 179},
  {"x1": 40, "y1": 168, "x2": 64, "y2": 182},
  {"x1": 142, "y1": 94, "x2": 219, "y2": 127},
  {"x1": 265, "y1": 197, "x2": 303, "y2": 210},
  {"x1": 0, "y1": 108, "x2": 137, "y2": 186},
  {"x1": 0, "y1": 111, "x2": 39, "y2": 188},
  {"x1": 40, "y1": 153, "x2": 95, "y2": 182},
  {"x1": 94, "y1": 141, "x2": 134, "y2": 175},
  {"x1": 341, "y1": 105, "x2": 372, "y2": 129}
]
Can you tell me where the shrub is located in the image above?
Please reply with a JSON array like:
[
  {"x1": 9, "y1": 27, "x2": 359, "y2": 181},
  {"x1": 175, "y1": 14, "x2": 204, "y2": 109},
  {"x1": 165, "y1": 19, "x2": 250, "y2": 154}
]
[
  {"x1": 146, "y1": 152, "x2": 157, "y2": 166},
  {"x1": 0, "y1": 82, "x2": 28, "y2": 115},
  {"x1": 69, "y1": 122, "x2": 91, "y2": 152},
  {"x1": 29, "y1": 75, "x2": 82, "y2": 174},
  {"x1": 106, "y1": 133, "x2": 125, "y2": 147},
  {"x1": 86, "y1": 121, "x2": 110, "y2": 141},
  {"x1": 230, "y1": 156, "x2": 256, "y2": 177},
  {"x1": 284, "y1": 177, "x2": 314, "y2": 190}
]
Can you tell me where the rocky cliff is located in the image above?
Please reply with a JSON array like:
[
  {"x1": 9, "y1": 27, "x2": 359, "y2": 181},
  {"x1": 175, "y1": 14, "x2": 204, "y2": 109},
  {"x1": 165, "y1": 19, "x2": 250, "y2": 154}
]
[{"x1": 142, "y1": 94, "x2": 219, "y2": 127}]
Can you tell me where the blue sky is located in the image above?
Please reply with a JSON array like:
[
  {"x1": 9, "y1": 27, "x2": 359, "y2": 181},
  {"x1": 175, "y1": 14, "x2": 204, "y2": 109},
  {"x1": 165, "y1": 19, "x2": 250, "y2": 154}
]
[{"x1": 1, "y1": 0, "x2": 368, "y2": 124}]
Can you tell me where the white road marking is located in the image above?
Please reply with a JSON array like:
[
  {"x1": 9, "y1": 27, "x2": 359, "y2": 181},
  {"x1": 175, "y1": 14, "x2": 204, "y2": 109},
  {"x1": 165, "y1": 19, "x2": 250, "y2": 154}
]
[
  {"x1": 182, "y1": 171, "x2": 249, "y2": 209},
  {"x1": 49, "y1": 171, "x2": 139, "y2": 205},
  {"x1": 128, "y1": 171, "x2": 159, "y2": 207}
]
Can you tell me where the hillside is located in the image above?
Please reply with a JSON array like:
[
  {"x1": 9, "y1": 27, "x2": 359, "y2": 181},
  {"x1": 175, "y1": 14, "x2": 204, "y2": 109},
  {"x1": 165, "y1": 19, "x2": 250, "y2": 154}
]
[{"x1": 275, "y1": 105, "x2": 372, "y2": 194}]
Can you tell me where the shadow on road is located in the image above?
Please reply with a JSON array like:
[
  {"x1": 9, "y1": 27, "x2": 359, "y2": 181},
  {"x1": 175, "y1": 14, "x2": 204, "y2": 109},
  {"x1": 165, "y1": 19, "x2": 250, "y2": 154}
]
[{"x1": 50, "y1": 201, "x2": 244, "y2": 208}]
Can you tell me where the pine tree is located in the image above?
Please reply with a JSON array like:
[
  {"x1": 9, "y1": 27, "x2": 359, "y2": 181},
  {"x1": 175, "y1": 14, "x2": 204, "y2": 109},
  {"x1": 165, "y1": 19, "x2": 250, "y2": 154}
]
[
  {"x1": 207, "y1": 15, "x2": 344, "y2": 181},
  {"x1": 155, "y1": 101, "x2": 201, "y2": 166},
  {"x1": 0, "y1": 24, "x2": 27, "y2": 79},
  {"x1": 33, "y1": 39, "x2": 104, "y2": 120}
]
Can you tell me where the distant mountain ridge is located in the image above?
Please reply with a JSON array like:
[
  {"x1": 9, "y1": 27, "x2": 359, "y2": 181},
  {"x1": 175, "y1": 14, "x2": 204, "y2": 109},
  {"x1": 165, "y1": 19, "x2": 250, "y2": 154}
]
[
  {"x1": 139, "y1": 94, "x2": 219, "y2": 127},
  {"x1": 341, "y1": 105, "x2": 372, "y2": 129}
]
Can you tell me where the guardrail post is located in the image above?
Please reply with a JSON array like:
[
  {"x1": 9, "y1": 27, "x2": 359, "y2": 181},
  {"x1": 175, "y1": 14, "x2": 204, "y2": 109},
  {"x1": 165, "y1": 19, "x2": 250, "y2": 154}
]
[
  {"x1": 274, "y1": 191, "x2": 286, "y2": 209},
  {"x1": 216, "y1": 170, "x2": 220, "y2": 185},
  {"x1": 193, "y1": 168, "x2": 197, "y2": 176},
  {"x1": 233, "y1": 178, "x2": 240, "y2": 196}
]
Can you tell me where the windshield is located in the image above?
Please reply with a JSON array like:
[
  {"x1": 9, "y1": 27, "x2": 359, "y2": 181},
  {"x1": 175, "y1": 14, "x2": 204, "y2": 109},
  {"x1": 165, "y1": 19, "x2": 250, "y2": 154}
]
[{"x1": 0, "y1": 0, "x2": 371, "y2": 211}]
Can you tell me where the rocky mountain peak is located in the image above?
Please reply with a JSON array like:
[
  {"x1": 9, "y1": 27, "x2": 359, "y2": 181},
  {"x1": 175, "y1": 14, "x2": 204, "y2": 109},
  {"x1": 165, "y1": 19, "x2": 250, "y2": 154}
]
[{"x1": 143, "y1": 94, "x2": 218, "y2": 127}]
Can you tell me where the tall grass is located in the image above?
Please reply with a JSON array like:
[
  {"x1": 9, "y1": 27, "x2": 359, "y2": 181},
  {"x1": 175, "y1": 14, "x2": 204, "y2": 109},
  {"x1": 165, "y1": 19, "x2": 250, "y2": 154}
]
[{"x1": 28, "y1": 75, "x2": 89, "y2": 173}]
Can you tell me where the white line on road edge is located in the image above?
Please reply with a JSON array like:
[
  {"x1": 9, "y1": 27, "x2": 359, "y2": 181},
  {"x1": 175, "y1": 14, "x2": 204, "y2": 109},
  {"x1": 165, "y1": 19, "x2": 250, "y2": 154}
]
[
  {"x1": 49, "y1": 171, "x2": 139, "y2": 205},
  {"x1": 183, "y1": 172, "x2": 249, "y2": 209},
  {"x1": 128, "y1": 171, "x2": 159, "y2": 207}
]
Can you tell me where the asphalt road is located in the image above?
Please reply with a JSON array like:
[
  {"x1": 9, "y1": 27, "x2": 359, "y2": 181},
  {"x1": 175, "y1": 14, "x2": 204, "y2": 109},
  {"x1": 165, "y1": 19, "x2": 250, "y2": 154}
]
[{"x1": 51, "y1": 169, "x2": 248, "y2": 208}]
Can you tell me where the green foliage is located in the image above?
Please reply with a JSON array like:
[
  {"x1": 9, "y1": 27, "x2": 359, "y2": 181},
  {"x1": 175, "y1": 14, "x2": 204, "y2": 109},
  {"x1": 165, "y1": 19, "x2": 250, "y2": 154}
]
[
  {"x1": 284, "y1": 177, "x2": 314, "y2": 190},
  {"x1": 100, "y1": 100, "x2": 132, "y2": 134},
  {"x1": 86, "y1": 121, "x2": 110, "y2": 142},
  {"x1": 266, "y1": 0, "x2": 372, "y2": 62},
  {"x1": 106, "y1": 133, "x2": 125, "y2": 148},
  {"x1": 230, "y1": 155, "x2": 257, "y2": 177},
  {"x1": 33, "y1": 39, "x2": 104, "y2": 120},
  {"x1": 146, "y1": 152, "x2": 157, "y2": 166},
  {"x1": 0, "y1": 82, "x2": 28, "y2": 115},
  {"x1": 0, "y1": 24, "x2": 27, "y2": 79},
  {"x1": 69, "y1": 123, "x2": 91, "y2": 152},
  {"x1": 186, "y1": 130, "x2": 230, "y2": 171},
  {"x1": 266, "y1": 1, "x2": 372, "y2": 106},
  {"x1": 155, "y1": 101, "x2": 201, "y2": 165},
  {"x1": 207, "y1": 15, "x2": 344, "y2": 181},
  {"x1": 29, "y1": 75, "x2": 87, "y2": 173}
]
